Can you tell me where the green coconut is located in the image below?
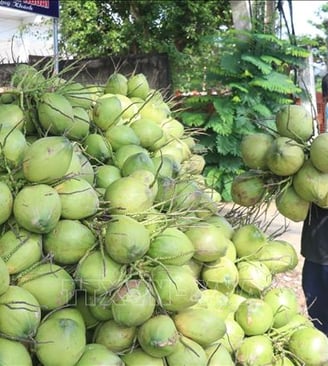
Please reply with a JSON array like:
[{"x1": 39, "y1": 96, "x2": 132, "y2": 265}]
[
  {"x1": 75, "y1": 343, "x2": 124, "y2": 366},
  {"x1": 37, "y1": 92, "x2": 75, "y2": 135},
  {"x1": 263, "y1": 287, "x2": 300, "y2": 328},
  {"x1": 0, "y1": 127, "x2": 27, "y2": 170},
  {"x1": 93, "y1": 319, "x2": 136, "y2": 353},
  {"x1": 205, "y1": 214, "x2": 234, "y2": 239},
  {"x1": 95, "y1": 164, "x2": 122, "y2": 188},
  {"x1": 121, "y1": 151, "x2": 155, "y2": 176},
  {"x1": 127, "y1": 73, "x2": 150, "y2": 100},
  {"x1": 136, "y1": 99, "x2": 170, "y2": 124},
  {"x1": 11, "y1": 64, "x2": 46, "y2": 90},
  {"x1": 17, "y1": 263, "x2": 75, "y2": 310},
  {"x1": 114, "y1": 144, "x2": 148, "y2": 169},
  {"x1": 104, "y1": 215, "x2": 150, "y2": 264},
  {"x1": 201, "y1": 257, "x2": 239, "y2": 295},
  {"x1": 104, "y1": 176, "x2": 154, "y2": 214},
  {"x1": 130, "y1": 118, "x2": 164, "y2": 149},
  {"x1": 84, "y1": 133, "x2": 112, "y2": 163},
  {"x1": 205, "y1": 343, "x2": 234, "y2": 366},
  {"x1": 160, "y1": 117, "x2": 184, "y2": 138},
  {"x1": 254, "y1": 239, "x2": 298, "y2": 274},
  {"x1": 129, "y1": 169, "x2": 158, "y2": 199},
  {"x1": 179, "y1": 154, "x2": 206, "y2": 176},
  {"x1": 189, "y1": 288, "x2": 231, "y2": 320},
  {"x1": 310, "y1": 132, "x2": 328, "y2": 173},
  {"x1": 105, "y1": 124, "x2": 140, "y2": 150},
  {"x1": 154, "y1": 138, "x2": 191, "y2": 165},
  {"x1": 276, "y1": 104, "x2": 313, "y2": 142},
  {"x1": 0, "y1": 181, "x2": 13, "y2": 225},
  {"x1": 237, "y1": 260, "x2": 272, "y2": 296},
  {"x1": 111, "y1": 279, "x2": 156, "y2": 327},
  {"x1": 293, "y1": 159, "x2": 328, "y2": 207},
  {"x1": 93, "y1": 95, "x2": 123, "y2": 130},
  {"x1": 44, "y1": 219, "x2": 96, "y2": 265},
  {"x1": 13, "y1": 184, "x2": 62, "y2": 234},
  {"x1": 266, "y1": 136, "x2": 304, "y2": 176},
  {"x1": 54, "y1": 177, "x2": 99, "y2": 220},
  {"x1": 23, "y1": 136, "x2": 73, "y2": 183},
  {"x1": 59, "y1": 81, "x2": 94, "y2": 109},
  {"x1": 104, "y1": 72, "x2": 128, "y2": 95},
  {"x1": 235, "y1": 298, "x2": 274, "y2": 336},
  {"x1": 235, "y1": 335, "x2": 274, "y2": 365},
  {"x1": 185, "y1": 222, "x2": 230, "y2": 263},
  {"x1": 275, "y1": 185, "x2": 310, "y2": 222},
  {"x1": 173, "y1": 308, "x2": 226, "y2": 347},
  {"x1": 287, "y1": 327, "x2": 328, "y2": 365},
  {"x1": 151, "y1": 265, "x2": 201, "y2": 312},
  {"x1": 75, "y1": 250, "x2": 123, "y2": 295},
  {"x1": 121, "y1": 348, "x2": 165, "y2": 366},
  {"x1": 67, "y1": 106, "x2": 90, "y2": 140},
  {"x1": 137, "y1": 315, "x2": 180, "y2": 358},
  {"x1": 0, "y1": 285, "x2": 41, "y2": 338},
  {"x1": 240, "y1": 132, "x2": 274, "y2": 170},
  {"x1": 76, "y1": 148, "x2": 95, "y2": 185},
  {"x1": 34, "y1": 315, "x2": 86, "y2": 366},
  {"x1": 166, "y1": 336, "x2": 208, "y2": 366},
  {"x1": 217, "y1": 318, "x2": 245, "y2": 354},
  {"x1": 115, "y1": 94, "x2": 139, "y2": 122},
  {"x1": 152, "y1": 155, "x2": 179, "y2": 178},
  {"x1": 0, "y1": 338, "x2": 33, "y2": 366},
  {"x1": 0, "y1": 256, "x2": 9, "y2": 296},
  {"x1": 0, "y1": 103, "x2": 25, "y2": 130},
  {"x1": 147, "y1": 227, "x2": 195, "y2": 265},
  {"x1": 0, "y1": 227, "x2": 42, "y2": 274},
  {"x1": 231, "y1": 171, "x2": 267, "y2": 207}
]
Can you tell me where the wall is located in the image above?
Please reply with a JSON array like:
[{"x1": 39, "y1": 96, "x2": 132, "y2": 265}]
[{"x1": 0, "y1": 53, "x2": 172, "y2": 93}]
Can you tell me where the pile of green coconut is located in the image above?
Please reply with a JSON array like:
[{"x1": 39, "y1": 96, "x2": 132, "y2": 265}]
[{"x1": 0, "y1": 63, "x2": 327, "y2": 366}]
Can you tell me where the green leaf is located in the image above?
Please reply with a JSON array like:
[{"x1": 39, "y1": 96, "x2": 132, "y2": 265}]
[
  {"x1": 215, "y1": 134, "x2": 241, "y2": 156},
  {"x1": 179, "y1": 111, "x2": 207, "y2": 127},
  {"x1": 220, "y1": 53, "x2": 240, "y2": 74},
  {"x1": 250, "y1": 72, "x2": 301, "y2": 94},
  {"x1": 251, "y1": 103, "x2": 273, "y2": 117},
  {"x1": 229, "y1": 83, "x2": 249, "y2": 93},
  {"x1": 241, "y1": 54, "x2": 272, "y2": 75},
  {"x1": 260, "y1": 55, "x2": 282, "y2": 66}
]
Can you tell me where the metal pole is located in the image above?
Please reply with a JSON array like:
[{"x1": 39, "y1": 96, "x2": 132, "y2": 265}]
[{"x1": 53, "y1": 17, "x2": 59, "y2": 75}]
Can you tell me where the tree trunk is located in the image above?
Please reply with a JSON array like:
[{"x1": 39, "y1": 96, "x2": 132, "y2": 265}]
[
  {"x1": 264, "y1": 1, "x2": 276, "y2": 33},
  {"x1": 230, "y1": 0, "x2": 251, "y2": 30}
]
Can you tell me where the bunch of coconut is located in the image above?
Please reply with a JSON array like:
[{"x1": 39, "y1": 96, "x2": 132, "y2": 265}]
[
  {"x1": 231, "y1": 103, "x2": 328, "y2": 223},
  {"x1": 0, "y1": 65, "x2": 327, "y2": 365}
]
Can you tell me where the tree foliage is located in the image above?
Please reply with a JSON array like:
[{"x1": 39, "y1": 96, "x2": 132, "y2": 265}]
[{"x1": 58, "y1": 0, "x2": 232, "y2": 89}]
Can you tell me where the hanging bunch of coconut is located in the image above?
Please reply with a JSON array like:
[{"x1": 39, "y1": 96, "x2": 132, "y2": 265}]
[
  {"x1": 231, "y1": 103, "x2": 323, "y2": 222},
  {"x1": 0, "y1": 64, "x2": 326, "y2": 366}
]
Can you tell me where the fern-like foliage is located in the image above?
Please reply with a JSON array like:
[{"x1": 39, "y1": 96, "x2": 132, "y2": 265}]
[
  {"x1": 241, "y1": 54, "x2": 272, "y2": 75},
  {"x1": 250, "y1": 72, "x2": 301, "y2": 94}
]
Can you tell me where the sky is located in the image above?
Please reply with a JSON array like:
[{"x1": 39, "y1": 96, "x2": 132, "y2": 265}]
[{"x1": 290, "y1": 0, "x2": 325, "y2": 37}]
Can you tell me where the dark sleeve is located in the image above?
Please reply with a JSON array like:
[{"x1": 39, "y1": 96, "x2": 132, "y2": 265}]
[
  {"x1": 322, "y1": 74, "x2": 328, "y2": 98},
  {"x1": 301, "y1": 204, "x2": 328, "y2": 264}
]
